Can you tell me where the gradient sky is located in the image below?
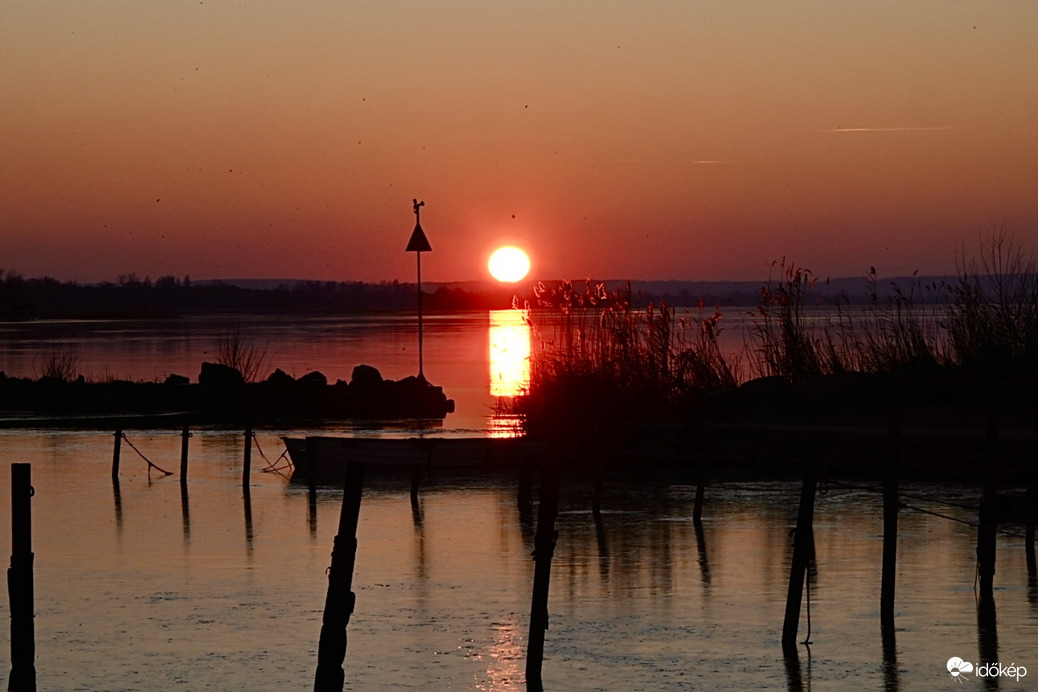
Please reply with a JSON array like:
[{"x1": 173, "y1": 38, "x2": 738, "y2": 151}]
[{"x1": 2, "y1": 2, "x2": 1037, "y2": 284}]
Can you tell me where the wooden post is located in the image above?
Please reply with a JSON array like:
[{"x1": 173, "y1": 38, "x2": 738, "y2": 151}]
[
  {"x1": 592, "y1": 466, "x2": 603, "y2": 522},
  {"x1": 180, "y1": 425, "x2": 191, "y2": 487},
  {"x1": 111, "y1": 428, "x2": 122, "y2": 480},
  {"x1": 242, "y1": 427, "x2": 253, "y2": 493},
  {"x1": 314, "y1": 462, "x2": 365, "y2": 691},
  {"x1": 517, "y1": 460, "x2": 533, "y2": 512},
  {"x1": 881, "y1": 415, "x2": 900, "y2": 629},
  {"x1": 1026, "y1": 464, "x2": 1036, "y2": 581},
  {"x1": 525, "y1": 462, "x2": 561, "y2": 688},
  {"x1": 8, "y1": 463, "x2": 37, "y2": 691},
  {"x1": 693, "y1": 457, "x2": 706, "y2": 523},
  {"x1": 977, "y1": 412, "x2": 999, "y2": 600},
  {"x1": 782, "y1": 450, "x2": 817, "y2": 652}
]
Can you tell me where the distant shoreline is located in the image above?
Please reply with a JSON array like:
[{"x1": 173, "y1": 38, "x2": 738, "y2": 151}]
[{"x1": 0, "y1": 273, "x2": 958, "y2": 321}]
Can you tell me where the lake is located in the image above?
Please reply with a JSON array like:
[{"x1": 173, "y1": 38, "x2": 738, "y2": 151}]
[{"x1": 1, "y1": 311, "x2": 1037, "y2": 690}]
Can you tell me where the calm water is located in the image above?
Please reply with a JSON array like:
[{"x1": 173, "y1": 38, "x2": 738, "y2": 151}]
[{"x1": 1, "y1": 313, "x2": 1037, "y2": 690}]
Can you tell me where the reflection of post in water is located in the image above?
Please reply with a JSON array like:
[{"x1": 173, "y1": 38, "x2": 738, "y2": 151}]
[
  {"x1": 411, "y1": 465, "x2": 422, "y2": 527},
  {"x1": 244, "y1": 490, "x2": 254, "y2": 552},
  {"x1": 594, "y1": 510, "x2": 609, "y2": 583},
  {"x1": 783, "y1": 648, "x2": 804, "y2": 692},
  {"x1": 526, "y1": 462, "x2": 561, "y2": 691},
  {"x1": 694, "y1": 517, "x2": 711, "y2": 587},
  {"x1": 181, "y1": 483, "x2": 191, "y2": 544},
  {"x1": 112, "y1": 477, "x2": 124, "y2": 533},
  {"x1": 308, "y1": 478, "x2": 318, "y2": 538},
  {"x1": 976, "y1": 412, "x2": 999, "y2": 601},
  {"x1": 881, "y1": 622, "x2": 900, "y2": 692},
  {"x1": 977, "y1": 593, "x2": 999, "y2": 691}
]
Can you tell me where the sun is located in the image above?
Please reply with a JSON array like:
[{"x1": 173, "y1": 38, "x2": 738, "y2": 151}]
[{"x1": 487, "y1": 246, "x2": 531, "y2": 283}]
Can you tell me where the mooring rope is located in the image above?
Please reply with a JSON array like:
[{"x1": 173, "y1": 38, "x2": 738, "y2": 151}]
[
  {"x1": 120, "y1": 433, "x2": 174, "y2": 476},
  {"x1": 898, "y1": 501, "x2": 1026, "y2": 539},
  {"x1": 802, "y1": 564, "x2": 813, "y2": 646},
  {"x1": 252, "y1": 434, "x2": 293, "y2": 478}
]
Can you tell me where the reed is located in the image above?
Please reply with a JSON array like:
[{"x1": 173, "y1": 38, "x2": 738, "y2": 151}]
[
  {"x1": 521, "y1": 230, "x2": 1038, "y2": 430},
  {"x1": 215, "y1": 328, "x2": 268, "y2": 382},
  {"x1": 519, "y1": 281, "x2": 740, "y2": 432},
  {"x1": 34, "y1": 344, "x2": 83, "y2": 381}
]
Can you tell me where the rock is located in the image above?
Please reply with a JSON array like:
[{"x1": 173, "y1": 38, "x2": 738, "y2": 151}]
[
  {"x1": 265, "y1": 368, "x2": 295, "y2": 385},
  {"x1": 198, "y1": 361, "x2": 244, "y2": 386},
  {"x1": 164, "y1": 373, "x2": 190, "y2": 385},
  {"x1": 297, "y1": 370, "x2": 328, "y2": 386},
  {"x1": 350, "y1": 364, "x2": 383, "y2": 388}
]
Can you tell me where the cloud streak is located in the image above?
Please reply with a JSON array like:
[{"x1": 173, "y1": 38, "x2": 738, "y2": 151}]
[{"x1": 817, "y1": 126, "x2": 956, "y2": 133}]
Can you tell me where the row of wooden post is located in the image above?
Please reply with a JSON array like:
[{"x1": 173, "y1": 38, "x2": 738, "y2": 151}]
[
  {"x1": 110, "y1": 425, "x2": 255, "y2": 490},
  {"x1": 778, "y1": 412, "x2": 1037, "y2": 652}
]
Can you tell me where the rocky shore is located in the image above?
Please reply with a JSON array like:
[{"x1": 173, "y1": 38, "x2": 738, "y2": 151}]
[{"x1": 0, "y1": 362, "x2": 455, "y2": 425}]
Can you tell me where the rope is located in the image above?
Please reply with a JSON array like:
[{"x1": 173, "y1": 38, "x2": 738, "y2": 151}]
[
  {"x1": 252, "y1": 434, "x2": 293, "y2": 478},
  {"x1": 899, "y1": 492, "x2": 978, "y2": 513},
  {"x1": 120, "y1": 433, "x2": 174, "y2": 476},
  {"x1": 899, "y1": 501, "x2": 1026, "y2": 539},
  {"x1": 802, "y1": 564, "x2": 812, "y2": 645}
]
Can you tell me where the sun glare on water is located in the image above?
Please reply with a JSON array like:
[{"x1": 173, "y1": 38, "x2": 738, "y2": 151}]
[{"x1": 487, "y1": 246, "x2": 531, "y2": 283}]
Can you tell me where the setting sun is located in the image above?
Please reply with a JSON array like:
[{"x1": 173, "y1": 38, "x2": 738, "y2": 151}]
[{"x1": 487, "y1": 246, "x2": 531, "y2": 283}]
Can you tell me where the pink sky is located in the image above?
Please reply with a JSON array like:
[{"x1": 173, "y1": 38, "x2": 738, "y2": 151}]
[{"x1": 2, "y1": 2, "x2": 1036, "y2": 284}]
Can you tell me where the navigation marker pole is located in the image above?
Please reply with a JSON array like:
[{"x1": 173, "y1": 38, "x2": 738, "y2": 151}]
[{"x1": 406, "y1": 199, "x2": 432, "y2": 379}]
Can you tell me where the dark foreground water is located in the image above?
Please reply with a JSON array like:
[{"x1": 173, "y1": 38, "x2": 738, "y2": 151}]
[
  {"x1": 1, "y1": 313, "x2": 1037, "y2": 689},
  {"x1": 1, "y1": 428, "x2": 1037, "y2": 690}
]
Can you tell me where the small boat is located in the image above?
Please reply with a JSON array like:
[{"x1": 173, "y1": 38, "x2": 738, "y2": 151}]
[{"x1": 284, "y1": 435, "x2": 544, "y2": 483}]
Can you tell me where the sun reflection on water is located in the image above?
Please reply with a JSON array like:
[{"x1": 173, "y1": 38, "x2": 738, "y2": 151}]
[{"x1": 488, "y1": 309, "x2": 530, "y2": 399}]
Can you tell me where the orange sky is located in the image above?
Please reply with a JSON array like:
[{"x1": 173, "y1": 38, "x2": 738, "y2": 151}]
[{"x1": 2, "y1": 2, "x2": 1037, "y2": 284}]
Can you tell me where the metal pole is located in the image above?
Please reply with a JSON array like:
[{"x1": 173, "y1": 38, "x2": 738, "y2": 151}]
[{"x1": 417, "y1": 251, "x2": 424, "y2": 379}]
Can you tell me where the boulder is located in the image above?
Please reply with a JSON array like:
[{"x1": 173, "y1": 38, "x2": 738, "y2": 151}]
[
  {"x1": 297, "y1": 370, "x2": 328, "y2": 386},
  {"x1": 164, "y1": 373, "x2": 190, "y2": 385},
  {"x1": 350, "y1": 364, "x2": 383, "y2": 388},
  {"x1": 198, "y1": 361, "x2": 244, "y2": 386},
  {"x1": 265, "y1": 368, "x2": 295, "y2": 385}
]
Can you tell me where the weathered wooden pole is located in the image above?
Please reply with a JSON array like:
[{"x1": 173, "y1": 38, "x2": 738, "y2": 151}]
[
  {"x1": 526, "y1": 462, "x2": 561, "y2": 688},
  {"x1": 242, "y1": 427, "x2": 253, "y2": 493},
  {"x1": 782, "y1": 449, "x2": 817, "y2": 652},
  {"x1": 1026, "y1": 464, "x2": 1036, "y2": 581},
  {"x1": 180, "y1": 425, "x2": 191, "y2": 487},
  {"x1": 977, "y1": 411, "x2": 999, "y2": 601},
  {"x1": 881, "y1": 415, "x2": 900, "y2": 629},
  {"x1": 8, "y1": 463, "x2": 37, "y2": 691},
  {"x1": 314, "y1": 461, "x2": 365, "y2": 691},
  {"x1": 111, "y1": 428, "x2": 122, "y2": 480}
]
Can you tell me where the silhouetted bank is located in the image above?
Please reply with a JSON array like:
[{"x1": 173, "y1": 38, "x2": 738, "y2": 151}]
[{"x1": 0, "y1": 363, "x2": 454, "y2": 425}]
